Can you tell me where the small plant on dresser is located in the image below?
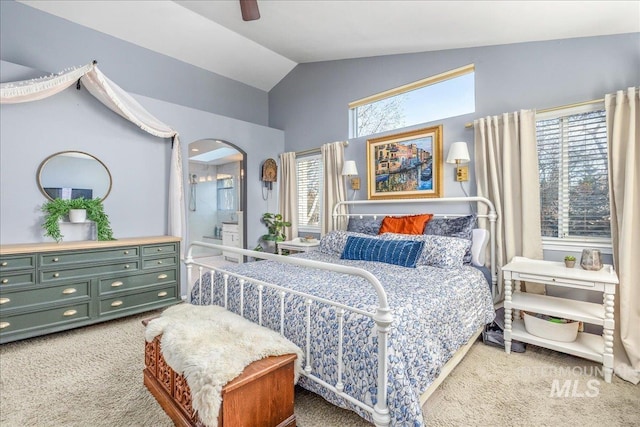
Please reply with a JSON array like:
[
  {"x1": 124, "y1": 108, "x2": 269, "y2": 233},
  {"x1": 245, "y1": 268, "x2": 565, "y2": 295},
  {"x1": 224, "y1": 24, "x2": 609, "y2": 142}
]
[{"x1": 42, "y1": 197, "x2": 114, "y2": 242}]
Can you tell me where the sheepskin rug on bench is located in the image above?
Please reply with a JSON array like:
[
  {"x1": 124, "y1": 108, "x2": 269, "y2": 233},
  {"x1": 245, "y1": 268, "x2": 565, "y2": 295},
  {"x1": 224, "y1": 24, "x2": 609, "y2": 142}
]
[{"x1": 145, "y1": 303, "x2": 303, "y2": 427}]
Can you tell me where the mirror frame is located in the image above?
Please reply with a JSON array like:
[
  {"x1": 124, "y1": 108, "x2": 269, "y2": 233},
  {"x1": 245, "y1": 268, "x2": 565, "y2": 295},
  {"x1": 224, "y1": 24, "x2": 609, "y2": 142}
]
[{"x1": 36, "y1": 151, "x2": 113, "y2": 201}]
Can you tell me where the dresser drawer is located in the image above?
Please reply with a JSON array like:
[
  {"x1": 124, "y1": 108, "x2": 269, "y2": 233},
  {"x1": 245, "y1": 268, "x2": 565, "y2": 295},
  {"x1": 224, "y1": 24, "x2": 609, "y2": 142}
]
[
  {"x1": 0, "y1": 281, "x2": 90, "y2": 311},
  {"x1": 41, "y1": 262, "x2": 139, "y2": 283},
  {"x1": 98, "y1": 270, "x2": 177, "y2": 295},
  {"x1": 142, "y1": 256, "x2": 177, "y2": 270},
  {"x1": 0, "y1": 255, "x2": 36, "y2": 273},
  {"x1": 40, "y1": 247, "x2": 138, "y2": 267},
  {"x1": 0, "y1": 272, "x2": 36, "y2": 288},
  {"x1": 516, "y1": 272, "x2": 596, "y2": 288},
  {"x1": 142, "y1": 244, "x2": 177, "y2": 257},
  {"x1": 99, "y1": 285, "x2": 177, "y2": 315},
  {"x1": 0, "y1": 303, "x2": 90, "y2": 334}
]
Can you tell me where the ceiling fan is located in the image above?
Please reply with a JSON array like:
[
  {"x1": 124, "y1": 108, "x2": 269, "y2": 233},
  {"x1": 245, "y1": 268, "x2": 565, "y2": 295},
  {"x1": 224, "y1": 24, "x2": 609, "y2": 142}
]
[{"x1": 240, "y1": 0, "x2": 260, "y2": 21}]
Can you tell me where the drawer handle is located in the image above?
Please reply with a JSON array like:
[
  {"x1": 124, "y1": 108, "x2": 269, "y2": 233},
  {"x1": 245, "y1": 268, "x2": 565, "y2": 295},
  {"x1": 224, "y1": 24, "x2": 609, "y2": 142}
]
[
  {"x1": 62, "y1": 288, "x2": 77, "y2": 295},
  {"x1": 157, "y1": 274, "x2": 168, "y2": 279},
  {"x1": 157, "y1": 261, "x2": 163, "y2": 265},
  {"x1": 111, "y1": 281, "x2": 124, "y2": 288},
  {"x1": 111, "y1": 300, "x2": 123, "y2": 307},
  {"x1": 1, "y1": 279, "x2": 8, "y2": 284},
  {"x1": 0, "y1": 297, "x2": 10, "y2": 304},
  {"x1": 124, "y1": 265, "x2": 130, "y2": 269},
  {"x1": 53, "y1": 258, "x2": 59, "y2": 262},
  {"x1": 124, "y1": 250, "x2": 129, "y2": 255},
  {"x1": 63, "y1": 309, "x2": 77, "y2": 317},
  {"x1": 157, "y1": 291, "x2": 168, "y2": 297},
  {"x1": 0, "y1": 322, "x2": 10, "y2": 329},
  {"x1": 157, "y1": 248, "x2": 163, "y2": 252},
  {"x1": 53, "y1": 273, "x2": 60, "y2": 278},
  {"x1": 1, "y1": 262, "x2": 7, "y2": 266}
]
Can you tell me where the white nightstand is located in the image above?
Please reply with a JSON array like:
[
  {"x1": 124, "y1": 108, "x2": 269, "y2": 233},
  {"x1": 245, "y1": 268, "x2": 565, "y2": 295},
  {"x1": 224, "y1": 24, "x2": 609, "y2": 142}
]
[
  {"x1": 502, "y1": 256, "x2": 619, "y2": 383},
  {"x1": 277, "y1": 238, "x2": 319, "y2": 255}
]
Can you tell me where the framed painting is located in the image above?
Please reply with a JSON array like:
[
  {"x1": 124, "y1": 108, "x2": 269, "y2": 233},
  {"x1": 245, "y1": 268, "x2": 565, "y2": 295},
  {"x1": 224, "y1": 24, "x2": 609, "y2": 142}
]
[{"x1": 366, "y1": 125, "x2": 443, "y2": 200}]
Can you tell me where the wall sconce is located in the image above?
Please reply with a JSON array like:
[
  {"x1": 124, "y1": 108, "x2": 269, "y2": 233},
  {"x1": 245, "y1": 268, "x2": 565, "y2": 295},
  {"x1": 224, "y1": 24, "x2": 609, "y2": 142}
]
[
  {"x1": 341, "y1": 160, "x2": 361, "y2": 190},
  {"x1": 446, "y1": 142, "x2": 470, "y2": 182}
]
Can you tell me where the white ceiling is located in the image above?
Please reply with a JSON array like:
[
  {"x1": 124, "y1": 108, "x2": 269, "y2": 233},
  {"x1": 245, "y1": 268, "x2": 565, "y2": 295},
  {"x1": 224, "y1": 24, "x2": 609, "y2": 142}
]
[{"x1": 19, "y1": 0, "x2": 640, "y2": 91}]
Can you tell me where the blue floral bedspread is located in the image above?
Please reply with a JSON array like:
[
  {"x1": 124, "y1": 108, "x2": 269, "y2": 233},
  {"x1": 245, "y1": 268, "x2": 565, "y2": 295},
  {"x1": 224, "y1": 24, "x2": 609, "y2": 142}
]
[{"x1": 189, "y1": 251, "x2": 495, "y2": 426}]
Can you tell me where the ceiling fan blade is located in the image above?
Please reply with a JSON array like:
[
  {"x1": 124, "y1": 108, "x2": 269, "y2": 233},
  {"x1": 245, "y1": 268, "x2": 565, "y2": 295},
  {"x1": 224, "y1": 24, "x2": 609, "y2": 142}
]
[{"x1": 240, "y1": 0, "x2": 260, "y2": 21}]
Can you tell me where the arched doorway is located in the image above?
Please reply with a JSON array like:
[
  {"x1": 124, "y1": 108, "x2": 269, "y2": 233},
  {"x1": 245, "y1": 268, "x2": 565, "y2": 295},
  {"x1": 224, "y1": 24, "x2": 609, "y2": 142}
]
[{"x1": 187, "y1": 138, "x2": 247, "y2": 264}]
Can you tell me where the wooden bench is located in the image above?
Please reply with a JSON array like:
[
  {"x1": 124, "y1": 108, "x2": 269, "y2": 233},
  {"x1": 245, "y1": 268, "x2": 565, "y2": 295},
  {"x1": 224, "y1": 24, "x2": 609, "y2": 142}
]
[{"x1": 142, "y1": 319, "x2": 297, "y2": 427}]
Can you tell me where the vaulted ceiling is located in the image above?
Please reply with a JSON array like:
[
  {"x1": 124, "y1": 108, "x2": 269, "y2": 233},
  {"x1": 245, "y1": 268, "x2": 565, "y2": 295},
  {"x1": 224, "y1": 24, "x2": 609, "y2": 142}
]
[{"x1": 19, "y1": 0, "x2": 640, "y2": 91}]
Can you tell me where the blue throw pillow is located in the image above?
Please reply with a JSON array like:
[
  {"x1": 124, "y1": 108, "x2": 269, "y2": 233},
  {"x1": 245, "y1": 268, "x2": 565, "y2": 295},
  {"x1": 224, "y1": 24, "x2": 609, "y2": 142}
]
[{"x1": 340, "y1": 236, "x2": 424, "y2": 268}]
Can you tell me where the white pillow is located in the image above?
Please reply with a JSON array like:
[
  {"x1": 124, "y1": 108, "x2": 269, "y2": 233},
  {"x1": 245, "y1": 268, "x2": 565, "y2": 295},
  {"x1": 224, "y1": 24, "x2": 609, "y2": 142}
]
[{"x1": 471, "y1": 228, "x2": 489, "y2": 267}]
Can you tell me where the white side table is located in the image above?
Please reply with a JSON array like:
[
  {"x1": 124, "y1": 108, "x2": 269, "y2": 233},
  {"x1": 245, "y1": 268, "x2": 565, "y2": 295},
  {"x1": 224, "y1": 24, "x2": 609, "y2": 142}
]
[
  {"x1": 502, "y1": 256, "x2": 619, "y2": 383},
  {"x1": 277, "y1": 238, "x2": 319, "y2": 255}
]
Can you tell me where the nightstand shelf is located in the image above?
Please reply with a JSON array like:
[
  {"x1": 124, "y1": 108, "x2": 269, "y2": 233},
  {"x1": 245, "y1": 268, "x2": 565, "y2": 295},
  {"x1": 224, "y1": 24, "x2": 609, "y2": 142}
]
[
  {"x1": 510, "y1": 292, "x2": 604, "y2": 325},
  {"x1": 502, "y1": 256, "x2": 619, "y2": 383}
]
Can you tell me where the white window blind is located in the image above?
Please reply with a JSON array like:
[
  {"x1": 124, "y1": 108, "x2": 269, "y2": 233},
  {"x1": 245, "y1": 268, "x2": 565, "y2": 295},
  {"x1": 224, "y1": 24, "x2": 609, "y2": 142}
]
[
  {"x1": 537, "y1": 106, "x2": 610, "y2": 240},
  {"x1": 296, "y1": 155, "x2": 322, "y2": 231}
]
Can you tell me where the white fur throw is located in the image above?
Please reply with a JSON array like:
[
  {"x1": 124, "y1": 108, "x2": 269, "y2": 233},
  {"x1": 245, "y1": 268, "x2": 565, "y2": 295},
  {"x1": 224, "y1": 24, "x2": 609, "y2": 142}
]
[{"x1": 145, "y1": 303, "x2": 303, "y2": 427}]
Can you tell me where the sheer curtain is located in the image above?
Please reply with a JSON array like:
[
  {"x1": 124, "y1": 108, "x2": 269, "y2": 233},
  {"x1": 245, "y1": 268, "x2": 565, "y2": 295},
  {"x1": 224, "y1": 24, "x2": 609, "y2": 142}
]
[
  {"x1": 606, "y1": 87, "x2": 640, "y2": 385},
  {"x1": 278, "y1": 152, "x2": 298, "y2": 241},
  {"x1": 321, "y1": 141, "x2": 347, "y2": 234},
  {"x1": 474, "y1": 110, "x2": 544, "y2": 300},
  {"x1": 0, "y1": 62, "x2": 185, "y2": 253}
]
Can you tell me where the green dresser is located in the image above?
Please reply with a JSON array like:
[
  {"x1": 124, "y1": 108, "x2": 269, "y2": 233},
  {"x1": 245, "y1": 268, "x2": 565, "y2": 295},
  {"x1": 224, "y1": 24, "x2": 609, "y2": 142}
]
[{"x1": 0, "y1": 236, "x2": 181, "y2": 344}]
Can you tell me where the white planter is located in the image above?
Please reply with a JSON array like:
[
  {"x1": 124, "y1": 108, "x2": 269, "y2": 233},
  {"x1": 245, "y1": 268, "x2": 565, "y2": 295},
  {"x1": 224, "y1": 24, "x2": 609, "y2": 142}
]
[{"x1": 69, "y1": 209, "x2": 87, "y2": 223}]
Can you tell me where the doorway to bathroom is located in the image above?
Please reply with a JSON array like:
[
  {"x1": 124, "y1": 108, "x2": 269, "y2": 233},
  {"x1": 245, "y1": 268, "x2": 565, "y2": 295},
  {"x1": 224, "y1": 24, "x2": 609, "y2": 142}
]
[{"x1": 188, "y1": 138, "x2": 246, "y2": 265}]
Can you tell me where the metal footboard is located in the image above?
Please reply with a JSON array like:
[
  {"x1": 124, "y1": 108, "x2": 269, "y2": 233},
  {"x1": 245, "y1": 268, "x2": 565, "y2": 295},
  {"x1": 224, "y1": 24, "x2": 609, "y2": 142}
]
[{"x1": 185, "y1": 243, "x2": 393, "y2": 427}]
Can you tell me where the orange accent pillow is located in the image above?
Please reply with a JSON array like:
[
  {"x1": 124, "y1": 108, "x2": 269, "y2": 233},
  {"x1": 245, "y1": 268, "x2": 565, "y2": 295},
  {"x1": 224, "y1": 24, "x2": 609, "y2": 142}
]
[{"x1": 378, "y1": 214, "x2": 433, "y2": 235}]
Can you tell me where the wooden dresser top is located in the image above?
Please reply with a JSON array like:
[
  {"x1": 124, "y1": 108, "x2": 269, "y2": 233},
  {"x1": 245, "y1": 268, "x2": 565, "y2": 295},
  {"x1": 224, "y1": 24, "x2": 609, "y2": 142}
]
[{"x1": 0, "y1": 236, "x2": 181, "y2": 255}]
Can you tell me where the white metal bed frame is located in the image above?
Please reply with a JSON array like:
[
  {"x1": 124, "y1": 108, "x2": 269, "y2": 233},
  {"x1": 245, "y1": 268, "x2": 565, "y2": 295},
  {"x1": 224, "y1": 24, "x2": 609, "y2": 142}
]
[{"x1": 185, "y1": 196, "x2": 497, "y2": 427}]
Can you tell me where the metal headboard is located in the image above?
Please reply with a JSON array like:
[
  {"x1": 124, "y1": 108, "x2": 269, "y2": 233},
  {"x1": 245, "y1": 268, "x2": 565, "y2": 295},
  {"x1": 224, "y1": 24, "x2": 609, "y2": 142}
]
[{"x1": 332, "y1": 197, "x2": 498, "y2": 299}]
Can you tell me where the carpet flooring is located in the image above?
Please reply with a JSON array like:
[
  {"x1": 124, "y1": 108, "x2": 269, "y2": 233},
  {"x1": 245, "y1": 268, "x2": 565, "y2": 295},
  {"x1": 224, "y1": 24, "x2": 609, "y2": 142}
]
[{"x1": 1, "y1": 311, "x2": 638, "y2": 426}]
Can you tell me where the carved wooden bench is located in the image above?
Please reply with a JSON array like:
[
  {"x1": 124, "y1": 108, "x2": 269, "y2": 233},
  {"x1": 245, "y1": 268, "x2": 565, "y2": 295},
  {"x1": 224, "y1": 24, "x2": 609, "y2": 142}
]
[{"x1": 142, "y1": 318, "x2": 297, "y2": 427}]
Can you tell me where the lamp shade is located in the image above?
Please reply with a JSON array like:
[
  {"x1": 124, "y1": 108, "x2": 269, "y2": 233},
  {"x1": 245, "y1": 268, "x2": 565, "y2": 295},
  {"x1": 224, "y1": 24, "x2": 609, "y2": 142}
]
[
  {"x1": 342, "y1": 160, "x2": 358, "y2": 176},
  {"x1": 446, "y1": 142, "x2": 470, "y2": 164}
]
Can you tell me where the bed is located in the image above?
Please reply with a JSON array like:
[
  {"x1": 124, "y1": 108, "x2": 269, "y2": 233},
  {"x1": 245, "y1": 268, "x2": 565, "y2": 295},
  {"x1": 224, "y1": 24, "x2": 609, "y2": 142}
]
[{"x1": 185, "y1": 197, "x2": 497, "y2": 427}]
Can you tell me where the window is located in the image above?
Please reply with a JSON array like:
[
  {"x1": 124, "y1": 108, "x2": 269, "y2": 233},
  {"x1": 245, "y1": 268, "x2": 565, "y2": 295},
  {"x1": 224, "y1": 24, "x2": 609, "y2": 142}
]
[
  {"x1": 296, "y1": 155, "x2": 323, "y2": 232},
  {"x1": 349, "y1": 64, "x2": 475, "y2": 138},
  {"x1": 536, "y1": 104, "x2": 610, "y2": 244}
]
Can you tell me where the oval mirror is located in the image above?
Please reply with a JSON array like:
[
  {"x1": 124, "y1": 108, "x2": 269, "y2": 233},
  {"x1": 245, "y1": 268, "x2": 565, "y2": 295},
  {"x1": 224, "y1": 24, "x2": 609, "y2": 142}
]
[{"x1": 37, "y1": 151, "x2": 112, "y2": 201}]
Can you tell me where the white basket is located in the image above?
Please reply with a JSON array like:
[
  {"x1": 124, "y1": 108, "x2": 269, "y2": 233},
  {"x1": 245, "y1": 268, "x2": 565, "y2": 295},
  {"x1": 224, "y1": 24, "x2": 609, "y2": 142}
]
[{"x1": 523, "y1": 312, "x2": 579, "y2": 342}]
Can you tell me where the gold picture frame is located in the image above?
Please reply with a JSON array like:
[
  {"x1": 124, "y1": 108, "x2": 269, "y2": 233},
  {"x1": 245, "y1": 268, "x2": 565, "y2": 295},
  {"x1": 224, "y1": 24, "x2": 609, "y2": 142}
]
[{"x1": 366, "y1": 125, "x2": 443, "y2": 200}]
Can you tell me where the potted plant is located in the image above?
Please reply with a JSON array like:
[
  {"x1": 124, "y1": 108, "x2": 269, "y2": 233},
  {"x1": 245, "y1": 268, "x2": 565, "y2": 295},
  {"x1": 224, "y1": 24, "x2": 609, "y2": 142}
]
[
  {"x1": 564, "y1": 255, "x2": 576, "y2": 268},
  {"x1": 260, "y1": 213, "x2": 291, "y2": 248},
  {"x1": 42, "y1": 198, "x2": 115, "y2": 242}
]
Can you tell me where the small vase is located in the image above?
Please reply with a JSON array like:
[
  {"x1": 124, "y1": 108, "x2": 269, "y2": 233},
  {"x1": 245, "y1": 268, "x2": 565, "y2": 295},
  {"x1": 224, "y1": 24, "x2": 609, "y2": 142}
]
[
  {"x1": 564, "y1": 260, "x2": 575, "y2": 268},
  {"x1": 69, "y1": 209, "x2": 87, "y2": 223},
  {"x1": 580, "y1": 249, "x2": 603, "y2": 271}
]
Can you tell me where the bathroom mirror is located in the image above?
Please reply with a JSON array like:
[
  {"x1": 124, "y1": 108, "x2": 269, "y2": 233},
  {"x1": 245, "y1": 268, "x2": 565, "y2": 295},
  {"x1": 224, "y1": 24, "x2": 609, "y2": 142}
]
[{"x1": 37, "y1": 151, "x2": 112, "y2": 201}]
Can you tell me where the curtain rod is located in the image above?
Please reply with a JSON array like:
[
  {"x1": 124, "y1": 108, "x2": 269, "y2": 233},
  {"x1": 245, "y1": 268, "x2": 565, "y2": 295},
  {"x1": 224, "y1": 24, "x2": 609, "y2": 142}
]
[
  {"x1": 295, "y1": 140, "x2": 349, "y2": 157},
  {"x1": 464, "y1": 98, "x2": 604, "y2": 128}
]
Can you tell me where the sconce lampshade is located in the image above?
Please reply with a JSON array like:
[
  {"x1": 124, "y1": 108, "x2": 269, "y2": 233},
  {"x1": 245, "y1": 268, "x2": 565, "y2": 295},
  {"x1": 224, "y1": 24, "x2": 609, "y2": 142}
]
[
  {"x1": 342, "y1": 160, "x2": 358, "y2": 176},
  {"x1": 446, "y1": 142, "x2": 470, "y2": 164}
]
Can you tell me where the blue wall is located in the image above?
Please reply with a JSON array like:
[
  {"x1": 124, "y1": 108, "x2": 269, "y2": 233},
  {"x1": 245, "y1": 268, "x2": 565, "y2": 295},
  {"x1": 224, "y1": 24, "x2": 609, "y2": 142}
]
[
  {"x1": 269, "y1": 33, "x2": 640, "y2": 204},
  {"x1": 0, "y1": 1, "x2": 282, "y2": 248}
]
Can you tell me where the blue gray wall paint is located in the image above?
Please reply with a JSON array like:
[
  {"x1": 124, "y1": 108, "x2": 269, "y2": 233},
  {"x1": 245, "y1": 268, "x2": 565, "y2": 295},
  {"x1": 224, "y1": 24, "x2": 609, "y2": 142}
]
[
  {"x1": 269, "y1": 33, "x2": 640, "y2": 204},
  {"x1": 0, "y1": 0, "x2": 268, "y2": 126},
  {"x1": 0, "y1": 60, "x2": 282, "y2": 248}
]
